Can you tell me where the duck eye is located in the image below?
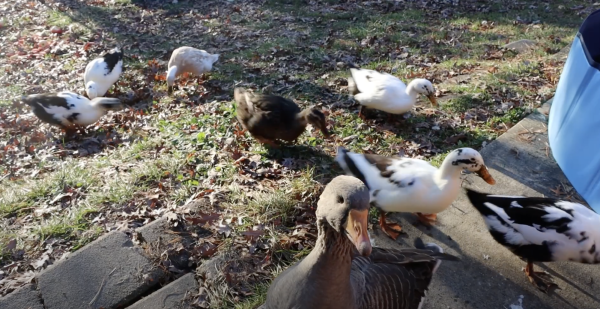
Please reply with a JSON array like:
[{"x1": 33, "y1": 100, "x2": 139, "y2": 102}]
[{"x1": 337, "y1": 196, "x2": 344, "y2": 204}]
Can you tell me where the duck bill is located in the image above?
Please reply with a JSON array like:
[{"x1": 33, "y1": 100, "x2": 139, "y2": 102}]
[
  {"x1": 347, "y1": 209, "x2": 372, "y2": 257},
  {"x1": 476, "y1": 165, "x2": 496, "y2": 185},
  {"x1": 427, "y1": 94, "x2": 437, "y2": 107}
]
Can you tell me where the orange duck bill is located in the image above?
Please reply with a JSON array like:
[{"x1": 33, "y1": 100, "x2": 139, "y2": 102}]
[{"x1": 476, "y1": 165, "x2": 496, "y2": 185}]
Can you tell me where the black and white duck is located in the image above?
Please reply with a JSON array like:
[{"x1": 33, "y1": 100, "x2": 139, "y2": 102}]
[
  {"x1": 83, "y1": 47, "x2": 123, "y2": 99},
  {"x1": 336, "y1": 147, "x2": 496, "y2": 239},
  {"x1": 466, "y1": 189, "x2": 600, "y2": 293},
  {"x1": 260, "y1": 175, "x2": 458, "y2": 309},
  {"x1": 21, "y1": 91, "x2": 123, "y2": 134}
]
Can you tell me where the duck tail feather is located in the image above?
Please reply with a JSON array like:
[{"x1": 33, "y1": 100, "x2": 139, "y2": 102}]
[
  {"x1": 464, "y1": 188, "x2": 498, "y2": 217},
  {"x1": 91, "y1": 98, "x2": 123, "y2": 111},
  {"x1": 335, "y1": 146, "x2": 349, "y2": 164}
]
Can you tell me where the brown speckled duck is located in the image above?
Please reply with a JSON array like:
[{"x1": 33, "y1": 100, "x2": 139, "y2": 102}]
[
  {"x1": 233, "y1": 87, "x2": 330, "y2": 148},
  {"x1": 260, "y1": 175, "x2": 458, "y2": 309}
]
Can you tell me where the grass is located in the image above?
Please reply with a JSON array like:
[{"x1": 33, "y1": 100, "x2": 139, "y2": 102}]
[
  {"x1": 0, "y1": 0, "x2": 587, "y2": 304},
  {"x1": 47, "y1": 10, "x2": 73, "y2": 28}
]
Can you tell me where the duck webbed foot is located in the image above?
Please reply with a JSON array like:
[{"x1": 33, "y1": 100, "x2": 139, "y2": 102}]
[
  {"x1": 524, "y1": 261, "x2": 559, "y2": 294},
  {"x1": 415, "y1": 212, "x2": 437, "y2": 225},
  {"x1": 378, "y1": 211, "x2": 402, "y2": 240}
]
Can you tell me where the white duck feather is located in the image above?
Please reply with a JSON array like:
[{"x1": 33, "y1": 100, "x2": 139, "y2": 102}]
[
  {"x1": 336, "y1": 147, "x2": 496, "y2": 214},
  {"x1": 167, "y1": 47, "x2": 219, "y2": 92},
  {"x1": 83, "y1": 47, "x2": 123, "y2": 99},
  {"x1": 348, "y1": 67, "x2": 437, "y2": 115}
]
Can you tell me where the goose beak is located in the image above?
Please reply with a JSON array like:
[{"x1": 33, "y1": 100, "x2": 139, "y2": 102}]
[
  {"x1": 347, "y1": 209, "x2": 372, "y2": 257},
  {"x1": 476, "y1": 165, "x2": 496, "y2": 185},
  {"x1": 427, "y1": 94, "x2": 437, "y2": 107}
]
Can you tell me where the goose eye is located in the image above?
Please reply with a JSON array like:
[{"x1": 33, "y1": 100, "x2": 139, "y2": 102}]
[{"x1": 337, "y1": 195, "x2": 344, "y2": 204}]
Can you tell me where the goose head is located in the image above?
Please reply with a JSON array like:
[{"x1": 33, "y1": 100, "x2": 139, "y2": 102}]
[
  {"x1": 444, "y1": 148, "x2": 496, "y2": 184},
  {"x1": 316, "y1": 175, "x2": 372, "y2": 257},
  {"x1": 301, "y1": 107, "x2": 330, "y2": 138},
  {"x1": 407, "y1": 78, "x2": 437, "y2": 106}
]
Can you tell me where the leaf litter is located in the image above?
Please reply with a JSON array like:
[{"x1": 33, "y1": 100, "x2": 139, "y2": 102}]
[{"x1": 0, "y1": 0, "x2": 590, "y2": 305}]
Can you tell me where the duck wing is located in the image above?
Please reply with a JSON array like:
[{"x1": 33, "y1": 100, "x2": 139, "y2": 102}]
[
  {"x1": 84, "y1": 58, "x2": 107, "y2": 83},
  {"x1": 351, "y1": 246, "x2": 456, "y2": 309},
  {"x1": 84, "y1": 52, "x2": 122, "y2": 97},
  {"x1": 22, "y1": 92, "x2": 92, "y2": 127},
  {"x1": 234, "y1": 88, "x2": 301, "y2": 139},
  {"x1": 350, "y1": 68, "x2": 406, "y2": 94},
  {"x1": 84, "y1": 52, "x2": 123, "y2": 81},
  {"x1": 336, "y1": 147, "x2": 436, "y2": 192},
  {"x1": 465, "y1": 189, "x2": 600, "y2": 263}
]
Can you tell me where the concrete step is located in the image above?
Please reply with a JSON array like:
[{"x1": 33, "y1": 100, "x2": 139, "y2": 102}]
[{"x1": 36, "y1": 231, "x2": 164, "y2": 309}]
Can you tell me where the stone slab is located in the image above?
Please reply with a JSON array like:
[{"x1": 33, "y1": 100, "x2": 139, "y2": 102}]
[
  {"x1": 373, "y1": 111, "x2": 600, "y2": 309},
  {"x1": 503, "y1": 39, "x2": 537, "y2": 53},
  {"x1": 551, "y1": 44, "x2": 571, "y2": 61},
  {"x1": 137, "y1": 217, "x2": 192, "y2": 270},
  {"x1": 126, "y1": 273, "x2": 198, "y2": 309},
  {"x1": 37, "y1": 231, "x2": 163, "y2": 309},
  {"x1": 0, "y1": 284, "x2": 43, "y2": 309},
  {"x1": 137, "y1": 217, "x2": 177, "y2": 246}
]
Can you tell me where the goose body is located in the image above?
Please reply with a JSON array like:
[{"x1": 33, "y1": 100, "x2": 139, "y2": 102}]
[
  {"x1": 336, "y1": 147, "x2": 495, "y2": 238},
  {"x1": 466, "y1": 189, "x2": 600, "y2": 292},
  {"x1": 348, "y1": 67, "x2": 436, "y2": 118},
  {"x1": 262, "y1": 176, "x2": 457, "y2": 309},
  {"x1": 22, "y1": 92, "x2": 123, "y2": 129},
  {"x1": 167, "y1": 47, "x2": 219, "y2": 92},
  {"x1": 233, "y1": 87, "x2": 329, "y2": 147},
  {"x1": 83, "y1": 48, "x2": 123, "y2": 99}
]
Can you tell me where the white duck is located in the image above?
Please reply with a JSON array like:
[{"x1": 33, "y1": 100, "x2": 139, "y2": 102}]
[
  {"x1": 21, "y1": 91, "x2": 123, "y2": 134},
  {"x1": 167, "y1": 46, "x2": 219, "y2": 93},
  {"x1": 84, "y1": 47, "x2": 123, "y2": 99},
  {"x1": 335, "y1": 147, "x2": 496, "y2": 239},
  {"x1": 466, "y1": 189, "x2": 600, "y2": 293},
  {"x1": 348, "y1": 66, "x2": 437, "y2": 120}
]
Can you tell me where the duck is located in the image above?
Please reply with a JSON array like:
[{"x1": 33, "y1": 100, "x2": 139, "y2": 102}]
[
  {"x1": 260, "y1": 175, "x2": 458, "y2": 309},
  {"x1": 465, "y1": 189, "x2": 600, "y2": 293},
  {"x1": 21, "y1": 91, "x2": 123, "y2": 134},
  {"x1": 233, "y1": 87, "x2": 330, "y2": 148},
  {"x1": 347, "y1": 65, "x2": 437, "y2": 120},
  {"x1": 335, "y1": 147, "x2": 496, "y2": 239},
  {"x1": 83, "y1": 47, "x2": 123, "y2": 99},
  {"x1": 167, "y1": 46, "x2": 219, "y2": 93}
]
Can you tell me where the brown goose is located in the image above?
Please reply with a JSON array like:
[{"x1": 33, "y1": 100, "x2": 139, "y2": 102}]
[
  {"x1": 260, "y1": 175, "x2": 458, "y2": 309},
  {"x1": 233, "y1": 87, "x2": 330, "y2": 148}
]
